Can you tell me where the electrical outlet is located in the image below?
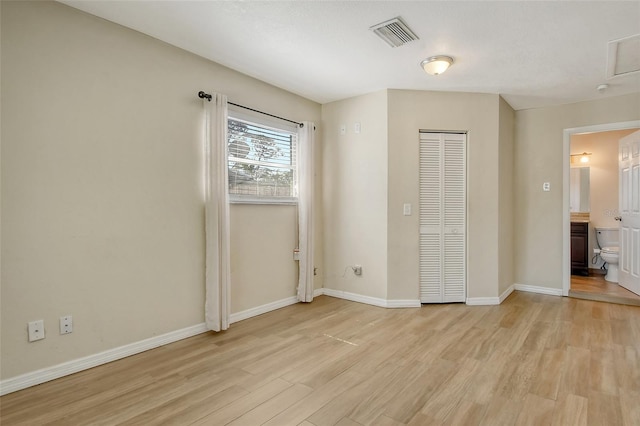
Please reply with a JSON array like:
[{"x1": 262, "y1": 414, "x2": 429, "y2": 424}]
[
  {"x1": 28, "y1": 320, "x2": 45, "y2": 342},
  {"x1": 60, "y1": 315, "x2": 73, "y2": 335},
  {"x1": 353, "y1": 265, "x2": 362, "y2": 276}
]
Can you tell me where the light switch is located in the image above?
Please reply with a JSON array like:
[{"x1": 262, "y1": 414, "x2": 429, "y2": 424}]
[
  {"x1": 403, "y1": 203, "x2": 412, "y2": 216},
  {"x1": 354, "y1": 122, "x2": 361, "y2": 134}
]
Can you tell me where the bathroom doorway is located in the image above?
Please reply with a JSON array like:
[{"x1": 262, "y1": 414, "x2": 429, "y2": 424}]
[{"x1": 564, "y1": 123, "x2": 640, "y2": 305}]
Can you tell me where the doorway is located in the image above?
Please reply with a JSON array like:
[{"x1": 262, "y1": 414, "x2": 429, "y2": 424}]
[{"x1": 563, "y1": 121, "x2": 640, "y2": 305}]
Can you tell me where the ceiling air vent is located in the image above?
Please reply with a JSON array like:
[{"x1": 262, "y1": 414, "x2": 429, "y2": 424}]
[
  {"x1": 606, "y1": 34, "x2": 640, "y2": 78},
  {"x1": 370, "y1": 17, "x2": 419, "y2": 48}
]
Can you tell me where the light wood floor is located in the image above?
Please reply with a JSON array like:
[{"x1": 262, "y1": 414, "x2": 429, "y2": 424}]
[
  {"x1": 1, "y1": 292, "x2": 639, "y2": 425},
  {"x1": 570, "y1": 273, "x2": 640, "y2": 307}
]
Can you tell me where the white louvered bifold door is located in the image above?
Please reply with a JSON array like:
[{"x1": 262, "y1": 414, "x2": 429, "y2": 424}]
[{"x1": 419, "y1": 132, "x2": 466, "y2": 303}]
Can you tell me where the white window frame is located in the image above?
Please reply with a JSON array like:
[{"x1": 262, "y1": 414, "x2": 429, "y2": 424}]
[{"x1": 227, "y1": 108, "x2": 299, "y2": 205}]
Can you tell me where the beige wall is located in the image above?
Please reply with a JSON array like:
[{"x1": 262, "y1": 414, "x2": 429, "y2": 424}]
[
  {"x1": 323, "y1": 89, "x2": 510, "y2": 302},
  {"x1": 498, "y1": 97, "x2": 516, "y2": 295},
  {"x1": 1, "y1": 1, "x2": 321, "y2": 379},
  {"x1": 514, "y1": 94, "x2": 640, "y2": 289},
  {"x1": 230, "y1": 205, "x2": 298, "y2": 313},
  {"x1": 387, "y1": 90, "x2": 503, "y2": 300},
  {"x1": 321, "y1": 91, "x2": 388, "y2": 299},
  {"x1": 571, "y1": 129, "x2": 638, "y2": 270}
]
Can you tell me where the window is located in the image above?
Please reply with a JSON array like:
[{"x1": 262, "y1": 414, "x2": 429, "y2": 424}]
[{"x1": 227, "y1": 117, "x2": 298, "y2": 203}]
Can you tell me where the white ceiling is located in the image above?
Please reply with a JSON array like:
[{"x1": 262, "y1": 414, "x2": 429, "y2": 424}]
[{"x1": 59, "y1": 1, "x2": 640, "y2": 110}]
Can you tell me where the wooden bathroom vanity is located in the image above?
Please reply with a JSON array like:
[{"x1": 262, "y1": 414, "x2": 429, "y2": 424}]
[{"x1": 571, "y1": 221, "x2": 589, "y2": 276}]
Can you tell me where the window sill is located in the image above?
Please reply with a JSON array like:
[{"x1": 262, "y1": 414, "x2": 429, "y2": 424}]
[{"x1": 229, "y1": 196, "x2": 298, "y2": 205}]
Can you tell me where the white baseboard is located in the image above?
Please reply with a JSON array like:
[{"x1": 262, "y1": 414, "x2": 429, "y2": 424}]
[
  {"x1": 500, "y1": 285, "x2": 515, "y2": 303},
  {"x1": 230, "y1": 296, "x2": 298, "y2": 324},
  {"x1": 0, "y1": 323, "x2": 208, "y2": 396},
  {"x1": 314, "y1": 288, "x2": 325, "y2": 297},
  {"x1": 514, "y1": 283, "x2": 563, "y2": 296},
  {"x1": 465, "y1": 285, "x2": 515, "y2": 306},
  {"x1": 466, "y1": 296, "x2": 501, "y2": 305},
  {"x1": 386, "y1": 299, "x2": 421, "y2": 308},
  {"x1": 321, "y1": 288, "x2": 420, "y2": 308},
  {"x1": 322, "y1": 288, "x2": 387, "y2": 307}
]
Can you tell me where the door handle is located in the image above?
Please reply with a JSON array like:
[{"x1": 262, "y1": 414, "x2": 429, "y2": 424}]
[{"x1": 614, "y1": 216, "x2": 622, "y2": 221}]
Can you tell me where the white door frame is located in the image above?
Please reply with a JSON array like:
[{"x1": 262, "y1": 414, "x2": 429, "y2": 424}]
[{"x1": 562, "y1": 120, "x2": 640, "y2": 296}]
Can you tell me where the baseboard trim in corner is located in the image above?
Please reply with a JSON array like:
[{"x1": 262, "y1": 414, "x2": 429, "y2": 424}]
[
  {"x1": 500, "y1": 285, "x2": 515, "y2": 303},
  {"x1": 321, "y1": 288, "x2": 420, "y2": 308},
  {"x1": 322, "y1": 288, "x2": 387, "y2": 307},
  {"x1": 514, "y1": 283, "x2": 563, "y2": 296},
  {"x1": 465, "y1": 297, "x2": 501, "y2": 306},
  {"x1": 229, "y1": 296, "x2": 299, "y2": 324},
  {"x1": 313, "y1": 288, "x2": 325, "y2": 297},
  {"x1": 0, "y1": 323, "x2": 208, "y2": 396}
]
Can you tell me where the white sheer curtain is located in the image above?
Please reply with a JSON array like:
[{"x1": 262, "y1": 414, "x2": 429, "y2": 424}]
[
  {"x1": 297, "y1": 122, "x2": 315, "y2": 302},
  {"x1": 203, "y1": 93, "x2": 231, "y2": 331}
]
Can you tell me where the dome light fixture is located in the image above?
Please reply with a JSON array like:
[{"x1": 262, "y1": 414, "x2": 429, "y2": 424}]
[{"x1": 420, "y1": 56, "x2": 454, "y2": 75}]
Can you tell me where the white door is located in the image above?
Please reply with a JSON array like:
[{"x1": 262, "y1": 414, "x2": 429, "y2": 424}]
[
  {"x1": 419, "y1": 132, "x2": 466, "y2": 303},
  {"x1": 618, "y1": 130, "x2": 640, "y2": 295}
]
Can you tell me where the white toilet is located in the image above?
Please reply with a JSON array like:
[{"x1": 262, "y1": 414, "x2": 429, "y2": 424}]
[{"x1": 595, "y1": 227, "x2": 619, "y2": 283}]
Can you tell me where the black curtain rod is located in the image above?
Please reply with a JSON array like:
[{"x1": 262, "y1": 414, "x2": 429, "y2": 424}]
[{"x1": 198, "y1": 91, "x2": 303, "y2": 128}]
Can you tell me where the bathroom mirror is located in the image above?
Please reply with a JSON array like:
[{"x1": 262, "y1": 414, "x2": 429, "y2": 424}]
[{"x1": 570, "y1": 167, "x2": 590, "y2": 212}]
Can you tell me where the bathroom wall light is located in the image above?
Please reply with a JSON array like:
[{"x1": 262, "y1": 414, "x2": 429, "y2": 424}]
[
  {"x1": 420, "y1": 56, "x2": 454, "y2": 75},
  {"x1": 571, "y1": 152, "x2": 592, "y2": 164}
]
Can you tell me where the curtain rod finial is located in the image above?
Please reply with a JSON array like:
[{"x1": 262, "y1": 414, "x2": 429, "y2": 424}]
[{"x1": 198, "y1": 91, "x2": 212, "y2": 102}]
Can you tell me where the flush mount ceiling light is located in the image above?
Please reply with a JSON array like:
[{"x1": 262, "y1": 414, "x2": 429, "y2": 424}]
[{"x1": 421, "y1": 56, "x2": 454, "y2": 75}]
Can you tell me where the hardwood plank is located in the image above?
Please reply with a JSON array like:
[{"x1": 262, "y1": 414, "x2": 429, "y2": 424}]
[
  {"x1": 418, "y1": 357, "x2": 481, "y2": 421},
  {"x1": 619, "y1": 389, "x2": 640, "y2": 426},
  {"x1": 545, "y1": 319, "x2": 572, "y2": 350},
  {"x1": 478, "y1": 396, "x2": 522, "y2": 426},
  {"x1": 334, "y1": 418, "x2": 363, "y2": 426},
  {"x1": 189, "y1": 378, "x2": 293, "y2": 425},
  {"x1": 589, "y1": 348, "x2": 619, "y2": 396},
  {"x1": 262, "y1": 369, "x2": 365, "y2": 426},
  {"x1": 441, "y1": 399, "x2": 486, "y2": 425},
  {"x1": 587, "y1": 390, "x2": 623, "y2": 426},
  {"x1": 558, "y1": 346, "x2": 591, "y2": 398},
  {"x1": 306, "y1": 362, "x2": 403, "y2": 426},
  {"x1": 613, "y1": 344, "x2": 640, "y2": 392},
  {"x1": 530, "y1": 348, "x2": 566, "y2": 400},
  {"x1": 551, "y1": 394, "x2": 588, "y2": 426},
  {"x1": 227, "y1": 383, "x2": 313, "y2": 426},
  {"x1": 155, "y1": 385, "x2": 249, "y2": 426},
  {"x1": 494, "y1": 348, "x2": 543, "y2": 401},
  {"x1": 514, "y1": 393, "x2": 555, "y2": 426},
  {"x1": 382, "y1": 358, "x2": 457, "y2": 423}
]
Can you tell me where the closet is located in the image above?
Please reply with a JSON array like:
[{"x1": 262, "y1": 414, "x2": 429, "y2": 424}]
[{"x1": 419, "y1": 132, "x2": 467, "y2": 303}]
